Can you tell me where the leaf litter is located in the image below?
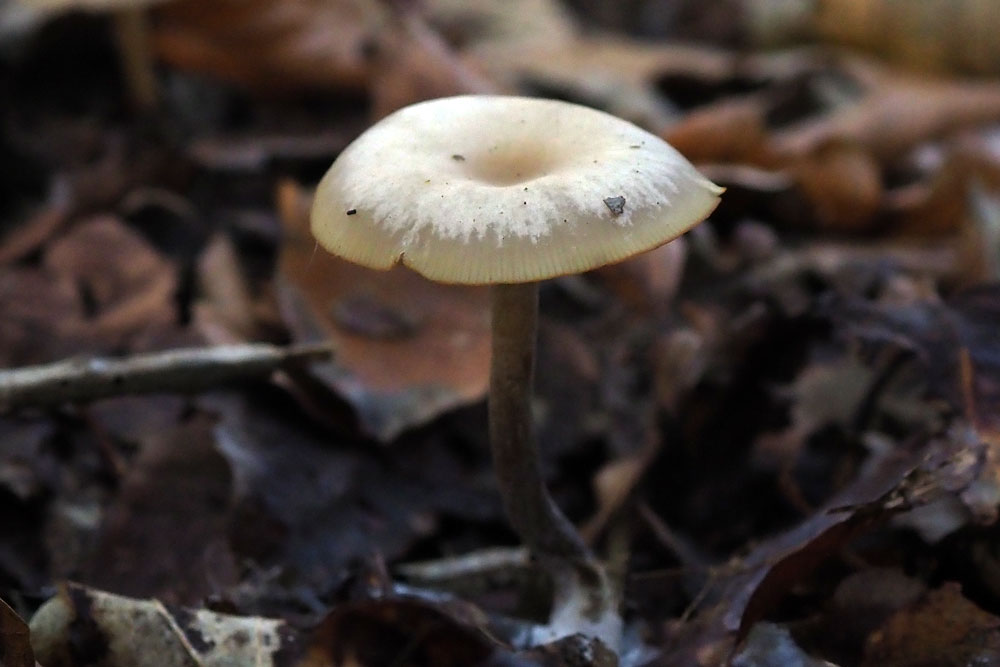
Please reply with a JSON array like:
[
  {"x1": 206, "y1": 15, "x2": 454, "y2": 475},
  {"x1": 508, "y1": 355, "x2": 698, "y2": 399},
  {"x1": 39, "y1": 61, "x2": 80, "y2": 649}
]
[{"x1": 1, "y1": 1, "x2": 1000, "y2": 665}]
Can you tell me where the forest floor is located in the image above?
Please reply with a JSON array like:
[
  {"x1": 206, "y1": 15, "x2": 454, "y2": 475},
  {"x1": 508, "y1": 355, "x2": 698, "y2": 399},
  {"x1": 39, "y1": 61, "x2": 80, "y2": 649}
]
[{"x1": 1, "y1": 1, "x2": 1000, "y2": 665}]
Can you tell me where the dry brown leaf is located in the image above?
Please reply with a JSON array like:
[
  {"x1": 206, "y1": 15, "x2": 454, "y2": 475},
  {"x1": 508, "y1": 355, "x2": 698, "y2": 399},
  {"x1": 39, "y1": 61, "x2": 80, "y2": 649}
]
[
  {"x1": 812, "y1": 0, "x2": 1000, "y2": 77},
  {"x1": 194, "y1": 233, "x2": 257, "y2": 342},
  {"x1": 664, "y1": 96, "x2": 774, "y2": 166},
  {"x1": 788, "y1": 139, "x2": 883, "y2": 231},
  {"x1": 0, "y1": 205, "x2": 67, "y2": 266},
  {"x1": 153, "y1": 0, "x2": 377, "y2": 94},
  {"x1": 0, "y1": 268, "x2": 85, "y2": 366},
  {"x1": 154, "y1": 0, "x2": 500, "y2": 112},
  {"x1": 469, "y1": 38, "x2": 735, "y2": 128},
  {"x1": 862, "y1": 583, "x2": 1000, "y2": 666},
  {"x1": 749, "y1": 0, "x2": 1000, "y2": 77},
  {"x1": 667, "y1": 53, "x2": 1000, "y2": 232},
  {"x1": 425, "y1": 0, "x2": 578, "y2": 51},
  {"x1": 773, "y1": 61, "x2": 1000, "y2": 163},
  {"x1": 884, "y1": 137, "x2": 1000, "y2": 241},
  {"x1": 275, "y1": 179, "x2": 490, "y2": 442},
  {"x1": 596, "y1": 237, "x2": 688, "y2": 314},
  {"x1": 44, "y1": 216, "x2": 177, "y2": 344},
  {"x1": 367, "y1": 8, "x2": 499, "y2": 119},
  {"x1": 581, "y1": 452, "x2": 652, "y2": 543},
  {"x1": 301, "y1": 597, "x2": 499, "y2": 667},
  {"x1": 0, "y1": 597, "x2": 35, "y2": 667}
]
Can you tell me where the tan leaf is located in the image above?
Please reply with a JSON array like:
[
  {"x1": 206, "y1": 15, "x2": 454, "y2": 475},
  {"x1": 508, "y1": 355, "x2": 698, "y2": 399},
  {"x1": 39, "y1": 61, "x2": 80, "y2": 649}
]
[{"x1": 275, "y1": 179, "x2": 490, "y2": 442}]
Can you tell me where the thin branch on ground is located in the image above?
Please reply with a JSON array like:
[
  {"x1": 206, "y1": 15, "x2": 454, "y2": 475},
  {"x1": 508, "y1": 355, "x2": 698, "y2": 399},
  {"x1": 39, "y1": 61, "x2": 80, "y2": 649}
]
[{"x1": 0, "y1": 342, "x2": 332, "y2": 411}]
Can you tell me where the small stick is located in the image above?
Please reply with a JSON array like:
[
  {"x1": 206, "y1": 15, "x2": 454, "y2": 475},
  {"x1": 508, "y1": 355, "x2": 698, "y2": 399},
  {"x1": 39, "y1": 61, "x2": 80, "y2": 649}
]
[
  {"x1": 0, "y1": 343, "x2": 331, "y2": 411},
  {"x1": 112, "y1": 7, "x2": 159, "y2": 111},
  {"x1": 396, "y1": 546, "x2": 530, "y2": 582}
]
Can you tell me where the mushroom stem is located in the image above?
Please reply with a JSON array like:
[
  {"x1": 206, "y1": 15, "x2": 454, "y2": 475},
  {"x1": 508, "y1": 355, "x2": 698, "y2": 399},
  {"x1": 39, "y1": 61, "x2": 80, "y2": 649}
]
[{"x1": 489, "y1": 282, "x2": 590, "y2": 562}]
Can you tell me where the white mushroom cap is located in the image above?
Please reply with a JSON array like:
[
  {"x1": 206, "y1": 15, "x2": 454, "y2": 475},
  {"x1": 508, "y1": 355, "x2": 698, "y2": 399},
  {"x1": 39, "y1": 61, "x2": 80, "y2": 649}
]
[{"x1": 311, "y1": 95, "x2": 722, "y2": 284}]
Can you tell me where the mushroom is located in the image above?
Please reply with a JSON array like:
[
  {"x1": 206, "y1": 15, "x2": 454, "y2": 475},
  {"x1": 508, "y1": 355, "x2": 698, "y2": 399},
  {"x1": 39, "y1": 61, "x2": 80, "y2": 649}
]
[{"x1": 310, "y1": 95, "x2": 722, "y2": 646}]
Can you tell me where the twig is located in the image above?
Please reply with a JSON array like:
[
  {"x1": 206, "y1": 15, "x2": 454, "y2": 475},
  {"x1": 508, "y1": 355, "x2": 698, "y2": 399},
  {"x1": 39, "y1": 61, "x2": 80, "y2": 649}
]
[
  {"x1": 0, "y1": 343, "x2": 332, "y2": 411},
  {"x1": 112, "y1": 7, "x2": 159, "y2": 111},
  {"x1": 636, "y1": 501, "x2": 708, "y2": 571},
  {"x1": 396, "y1": 546, "x2": 530, "y2": 582}
]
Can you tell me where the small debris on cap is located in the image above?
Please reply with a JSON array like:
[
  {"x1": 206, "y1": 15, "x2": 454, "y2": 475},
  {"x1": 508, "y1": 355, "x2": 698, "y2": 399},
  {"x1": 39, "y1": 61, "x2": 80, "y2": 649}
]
[
  {"x1": 603, "y1": 196, "x2": 626, "y2": 216},
  {"x1": 451, "y1": 154, "x2": 466, "y2": 161},
  {"x1": 346, "y1": 208, "x2": 357, "y2": 216}
]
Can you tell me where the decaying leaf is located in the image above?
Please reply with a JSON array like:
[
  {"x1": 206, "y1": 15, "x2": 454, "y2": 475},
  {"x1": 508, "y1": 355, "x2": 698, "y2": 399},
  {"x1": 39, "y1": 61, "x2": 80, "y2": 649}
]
[
  {"x1": 0, "y1": 267, "x2": 84, "y2": 366},
  {"x1": 301, "y1": 597, "x2": 500, "y2": 667},
  {"x1": 665, "y1": 52, "x2": 1000, "y2": 232},
  {"x1": 80, "y1": 412, "x2": 238, "y2": 605},
  {"x1": 194, "y1": 233, "x2": 258, "y2": 343},
  {"x1": 275, "y1": 179, "x2": 491, "y2": 441},
  {"x1": 425, "y1": 0, "x2": 577, "y2": 51},
  {"x1": 750, "y1": 0, "x2": 1000, "y2": 77},
  {"x1": 0, "y1": 597, "x2": 35, "y2": 667},
  {"x1": 29, "y1": 583, "x2": 300, "y2": 667},
  {"x1": 365, "y1": 6, "x2": 498, "y2": 119},
  {"x1": 772, "y1": 62, "x2": 1000, "y2": 164},
  {"x1": 45, "y1": 216, "x2": 178, "y2": 346},
  {"x1": 207, "y1": 393, "x2": 493, "y2": 599},
  {"x1": 862, "y1": 583, "x2": 1000, "y2": 666}
]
